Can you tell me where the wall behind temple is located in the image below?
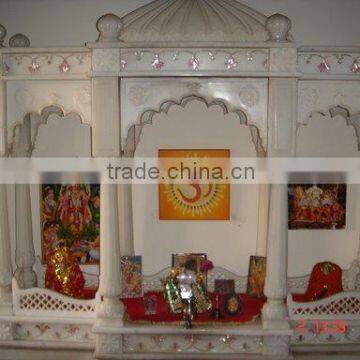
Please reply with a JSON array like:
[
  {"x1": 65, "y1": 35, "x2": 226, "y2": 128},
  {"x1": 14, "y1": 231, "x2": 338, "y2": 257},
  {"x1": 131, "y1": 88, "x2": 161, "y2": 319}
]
[
  {"x1": 0, "y1": 0, "x2": 359, "y2": 47},
  {"x1": 3, "y1": 0, "x2": 360, "y2": 279}
]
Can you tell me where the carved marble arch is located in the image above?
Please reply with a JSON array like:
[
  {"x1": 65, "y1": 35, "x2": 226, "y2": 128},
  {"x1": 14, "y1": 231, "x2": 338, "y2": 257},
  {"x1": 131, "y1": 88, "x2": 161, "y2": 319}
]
[
  {"x1": 123, "y1": 95, "x2": 266, "y2": 157},
  {"x1": 296, "y1": 106, "x2": 360, "y2": 157},
  {"x1": 327, "y1": 105, "x2": 360, "y2": 150},
  {"x1": 9, "y1": 106, "x2": 92, "y2": 157},
  {"x1": 297, "y1": 105, "x2": 360, "y2": 154}
]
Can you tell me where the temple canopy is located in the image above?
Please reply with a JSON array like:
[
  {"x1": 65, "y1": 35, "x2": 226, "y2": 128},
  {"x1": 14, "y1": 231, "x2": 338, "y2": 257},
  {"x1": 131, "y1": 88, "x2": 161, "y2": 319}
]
[{"x1": 120, "y1": 0, "x2": 269, "y2": 43}]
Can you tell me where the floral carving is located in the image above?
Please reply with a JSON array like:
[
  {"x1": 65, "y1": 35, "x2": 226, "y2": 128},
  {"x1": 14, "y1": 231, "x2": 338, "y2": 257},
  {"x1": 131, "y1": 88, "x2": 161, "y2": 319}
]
[
  {"x1": 14, "y1": 322, "x2": 94, "y2": 341},
  {"x1": 73, "y1": 87, "x2": 91, "y2": 107},
  {"x1": 263, "y1": 336, "x2": 289, "y2": 356},
  {"x1": 98, "y1": 334, "x2": 122, "y2": 354},
  {"x1": 120, "y1": 49, "x2": 268, "y2": 73},
  {"x1": 0, "y1": 322, "x2": 13, "y2": 340},
  {"x1": 299, "y1": 52, "x2": 360, "y2": 75},
  {"x1": 186, "y1": 82, "x2": 202, "y2": 92},
  {"x1": 3, "y1": 52, "x2": 89, "y2": 76},
  {"x1": 239, "y1": 85, "x2": 260, "y2": 108},
  {"x1": 93, "y1": 49, "x2": 119, "y2": 73},
  {"x1": 15, "y1": 88, "x2": 34, "y2": 107},
  {"x1": 128, "y1": 85, "x2": 149, "y2": 106},
  {"x1": 269, "y1": 48, "x2": 297, "y2": 72},
  {"x1": 123, "y1": 333, "x2": 263, "y2": 353}
]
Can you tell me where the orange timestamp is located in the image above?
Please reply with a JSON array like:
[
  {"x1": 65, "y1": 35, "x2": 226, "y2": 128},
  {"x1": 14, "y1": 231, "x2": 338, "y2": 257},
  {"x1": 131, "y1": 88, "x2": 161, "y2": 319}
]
[{"x1": 296, "y1": 319, "x2": 347, "y2": 335}]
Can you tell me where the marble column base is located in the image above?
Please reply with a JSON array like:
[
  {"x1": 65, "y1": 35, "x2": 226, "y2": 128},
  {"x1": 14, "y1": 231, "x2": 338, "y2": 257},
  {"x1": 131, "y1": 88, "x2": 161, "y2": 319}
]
[{"x1": 262, "y1": 299, "x2": 290, "y2": 330}]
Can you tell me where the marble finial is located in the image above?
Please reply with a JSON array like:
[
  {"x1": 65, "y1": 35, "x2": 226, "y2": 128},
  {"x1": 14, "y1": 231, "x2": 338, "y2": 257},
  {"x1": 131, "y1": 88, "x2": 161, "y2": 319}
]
[
  {"x1": 9, "y1": 33, "x2": 30, "y2": 47},
  {"x1": 96, "y1": 13, "x2": 122, "y2": 42},
  {"x1": 265, "y1": 13, "x2": 292, "y2": 42}
]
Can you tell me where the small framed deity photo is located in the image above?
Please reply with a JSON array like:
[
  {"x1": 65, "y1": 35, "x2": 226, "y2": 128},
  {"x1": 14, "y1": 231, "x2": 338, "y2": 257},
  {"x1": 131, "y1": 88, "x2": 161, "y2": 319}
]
[
  {"x1": 246, "y1": 256, "x2": 267, "y2": 298},
  {"x1": 171, "y1": 253, "x2": 207, "y2": 274},
  {"x1": 121, "y1": 256, "x2": 143, "y2": 298}
]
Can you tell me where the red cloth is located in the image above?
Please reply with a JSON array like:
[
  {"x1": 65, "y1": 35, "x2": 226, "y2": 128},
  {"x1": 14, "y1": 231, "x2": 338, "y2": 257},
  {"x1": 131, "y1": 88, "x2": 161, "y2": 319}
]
[
  {"x1": 45, "y1": 248, "x2": 86, "y2": 299},
  {"x1": 293, "y1": 262, "x2": 343, "y2": 303},
  {"x1": 122, "y1": 292, "x2": 265, "y2": 323}
]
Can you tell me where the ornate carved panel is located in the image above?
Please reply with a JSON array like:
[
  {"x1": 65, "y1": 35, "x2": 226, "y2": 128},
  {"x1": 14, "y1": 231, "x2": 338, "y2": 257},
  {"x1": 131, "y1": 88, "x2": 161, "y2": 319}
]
[
  {"x1": 119, "y1": 48, "x2": 269, "y2": 74},
  {"x1": 298, "y1": 80, "x2": 360, "y2": 125},
  {"x1": 123, "y1": 334, "x2": 264, "y2": 354},
  {"x1": 14, "y1": 322, "x2": 95, "y2": 342},
  {"x1": 121, "y1": 78, "x2": 268, "y2": 151},
  {"x1": 299, "y1": 51, "x2": 360, "y2": 76},
  {"x1": 6, "y1": 80, "x2": 91, "y2": 145},
  {"x1": 2, "y1": 50, "x2": 91, "y2": 77},
  {"x1": 296, "y1": 111, "x2": 359, "y2": 156}
]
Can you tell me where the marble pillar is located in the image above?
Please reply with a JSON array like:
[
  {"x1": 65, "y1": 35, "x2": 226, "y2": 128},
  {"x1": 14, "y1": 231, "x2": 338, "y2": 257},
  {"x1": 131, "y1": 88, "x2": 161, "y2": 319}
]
[
  {"x1": 262, "y1": 184, "x2": 289, "y2": 329},
  {"x1": 0, "y1": 80, "x2": 13, "y2": 313},
  {"x1": 97, "y1": 184, "x2": 124, "y2": 322},
  {"x1": 12, "y1": 117, "x2": 37, "y2": 289},
  {"x1": 92, "y1": 77, "x2": 124, "y2": 323},
  {"x1": 256, "y1": 184, "x2": 270, "y2": 257}
]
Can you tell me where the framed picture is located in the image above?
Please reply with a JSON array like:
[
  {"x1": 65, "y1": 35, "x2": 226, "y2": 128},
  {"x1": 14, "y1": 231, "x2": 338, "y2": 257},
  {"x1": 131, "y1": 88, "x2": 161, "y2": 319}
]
[
  {"x1": 172, "y1": 253, "x2": 207, "y2": 274},
  {"x1": 121, "y1": 256, "x2": 143, "y2": 298},
  {"x1": 158, "y1": 149, "x2": 230, "y2": 220},
  {"x1": 288, "y1": 184, "x2": 346, "y2": 229},
  {"x1": 214, "y1": 279, "x2": 235, "y2": 294},
  {"x1": 224, "y1": 293, "x2": 242, "y2": 315},
  {"x1": 247, "y1": 256, "x2": 267, "y2": 298},
  {"x1": 40, "y1": 184, "x2": 100, "y2": 265}
]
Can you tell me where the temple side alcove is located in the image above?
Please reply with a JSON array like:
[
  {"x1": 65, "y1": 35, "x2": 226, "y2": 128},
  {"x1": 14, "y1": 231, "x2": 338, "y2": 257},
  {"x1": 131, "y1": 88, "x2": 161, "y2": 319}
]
[
  {"x1": 131, "y1": 96, "x2": 265, "y2": 275},
  {"x1": 7, "y1": 108, "x2": 95, "y2": 290},
  {"x1": 289, "y1": 110, "x2": 360, "y2": 277}
]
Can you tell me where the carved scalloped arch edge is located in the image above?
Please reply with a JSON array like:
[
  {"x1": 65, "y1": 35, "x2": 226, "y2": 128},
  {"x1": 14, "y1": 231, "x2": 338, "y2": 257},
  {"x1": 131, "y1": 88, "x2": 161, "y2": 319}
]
[
  {"x1": 9, "y1": 105, "x2": 89, "y2": 156},
  {"x1": 297, "y1": 105, "x2": 360, "y2": 151},
  {"x1": 124, "y1": 95, "x2": 266, "y2": 157}
]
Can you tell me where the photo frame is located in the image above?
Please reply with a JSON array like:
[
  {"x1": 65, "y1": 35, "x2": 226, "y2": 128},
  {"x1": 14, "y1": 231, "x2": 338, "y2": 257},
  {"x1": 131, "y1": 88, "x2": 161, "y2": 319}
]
[
  {"x1": 158, "y1": 149, "x2": 230, "y2": 220},
  {"x1": 171, "y1": 253, "x2": 207, "y2": 274},
  {"x1": 214, "y1": 279, "x2": 235, "y2": 294},
  {"x1": 288, "y1": 184, "x2": 346, "y2": 229},
  {"x1": 246, "y1": 256, "x2": 267, "y2": 298},
  {"x1": 120, "y1": 256, "x2": 143, "y2": 298},
  {"x1": 40, "y1": 184, "x2": 100, "y2": 265}
]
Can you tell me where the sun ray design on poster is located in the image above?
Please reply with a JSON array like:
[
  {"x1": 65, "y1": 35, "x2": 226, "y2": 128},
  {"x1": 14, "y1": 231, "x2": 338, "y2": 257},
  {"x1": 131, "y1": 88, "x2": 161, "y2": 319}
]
[{"x1": 159, "y1": 149, "x2": 230, "y2": 220}]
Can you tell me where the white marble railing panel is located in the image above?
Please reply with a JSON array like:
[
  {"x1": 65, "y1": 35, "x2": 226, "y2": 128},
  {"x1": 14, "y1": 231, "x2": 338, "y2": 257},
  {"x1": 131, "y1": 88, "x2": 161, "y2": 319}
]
[
  {"x1": 143, "y1": 264, "x2": 359, "y2": 295},
  {"x1": 12, "y1": 278, "x2": 95, "y2": 318},
  {"x1": 287, "y1": 291, "x2": 360, "y2": 321}
]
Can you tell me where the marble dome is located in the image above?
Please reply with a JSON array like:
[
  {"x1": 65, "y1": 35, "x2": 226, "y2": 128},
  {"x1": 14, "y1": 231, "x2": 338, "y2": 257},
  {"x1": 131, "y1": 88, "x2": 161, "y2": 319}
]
[{"x1": 120, "y1": 0, "x2": 269, "y2": 43}]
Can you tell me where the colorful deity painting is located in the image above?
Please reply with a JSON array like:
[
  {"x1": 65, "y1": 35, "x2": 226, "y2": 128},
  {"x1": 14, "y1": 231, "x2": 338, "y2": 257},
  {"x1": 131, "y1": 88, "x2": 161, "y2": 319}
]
[
  {"x1": 158, "y1": 149, "x2": 230, "y2": 220},
  {"x1": 288, "y1": 184, "x2": 346, "y2": 229},
  {"x1": 41, "y1": 184, "x2": 100, "y2": 264},
  {"x1": 246, "y1": 256, "x2": 266, "y2": 298}
]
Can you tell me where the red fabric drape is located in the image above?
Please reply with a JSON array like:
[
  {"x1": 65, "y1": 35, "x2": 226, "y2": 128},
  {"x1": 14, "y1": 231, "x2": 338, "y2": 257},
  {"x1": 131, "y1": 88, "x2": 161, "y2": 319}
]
[
  {"x1": 293, "y1": 262, "x2": 343, "y2": 302},
  {"x1": 122, "y1": 292, "x2": 265, "y2": 323}
]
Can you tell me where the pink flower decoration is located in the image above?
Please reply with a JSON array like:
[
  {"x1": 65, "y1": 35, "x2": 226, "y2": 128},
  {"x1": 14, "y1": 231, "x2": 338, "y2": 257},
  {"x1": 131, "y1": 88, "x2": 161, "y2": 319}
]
[
  {"x1": 351, "y1": 61, "x2": 360, "y2": 73},
  {"x1": 188, "y1": 56, "x2": 200, "y2": 70},
  {"x1": 59, "y1": 59, "x2": 70, "y2": 73},
  {"x1": 152, "y1": 55, "x2": 164, "y2": 70},
  {"x1": 200, "y1": 260, "x2": 214, "y2": 272},
  {"x1": 317, "y1": 60, "x2": 330, "y2": 73},
  {"x1": 225, "y1": 55, "x2": 238, "y2": 69},
  {"x1": 28, "y1": 59, "x2": 40, "y2": 73}
]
